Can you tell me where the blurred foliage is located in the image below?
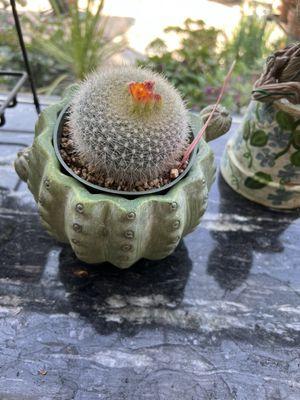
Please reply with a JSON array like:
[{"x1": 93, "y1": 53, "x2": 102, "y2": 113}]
[
  {"x1": 0, "y1": 0, "x2": 285, "y2": 109},
  {"x1": 32, "y1": 0, "x2": 126, "y2": 84},
  {"x1": 0, "y1": 0, "x2": 27, "y2": 7},
  {"x1": 138, "y1": 6, "x2": 286, "y2": 113},
  {"x1": 138, "y1": 19, "x2": 224, "y2": 110},
  {"x1": 0, "y1": 8, "x2": 66, "y2": 91},
  {"x1": 223, "y1": 6, "x2": 283, "y2": 70},
  {"x1": 0, "y1": 0, "x2": 126, "y2": 94}
]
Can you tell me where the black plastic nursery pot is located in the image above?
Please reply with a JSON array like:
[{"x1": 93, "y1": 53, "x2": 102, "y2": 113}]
[{"x1": 53, "y1": 104, "x2": 198, "y2": 197}]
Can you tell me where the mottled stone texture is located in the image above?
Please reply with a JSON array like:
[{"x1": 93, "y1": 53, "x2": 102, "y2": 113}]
[{"x1": 1, "y1": 107, "x2": 300, "y2": 400}]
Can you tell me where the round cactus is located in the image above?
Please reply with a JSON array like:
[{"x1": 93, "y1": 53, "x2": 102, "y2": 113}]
[{"x1": 68, "y1": 65, "x2": 190, "y2": 187}]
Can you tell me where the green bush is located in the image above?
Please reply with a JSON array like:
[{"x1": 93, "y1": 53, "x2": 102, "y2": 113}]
[
  {"x1": 138, "y1": 8, "x2": 285, "y2": 113},
  {"x1": 0, "y1": 1, "x2": 285, "y2": 104},
  {"x1": 138, "y1": 19, "x2": 224, "y2": 110}
]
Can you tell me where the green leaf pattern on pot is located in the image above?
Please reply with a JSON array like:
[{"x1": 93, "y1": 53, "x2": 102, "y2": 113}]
[
  {"x1": 255, "y1": 102, "x2": 275, "y2": 124},
  {"x1": 243, "y1": 120, "x2": 251, "y2": 140},
  {"x1": 276, "y1": 111, "x2": 295, "y2": 130},
  {"x1": 244, "y1": 171, "x2": 272, "y2": 189},
  {"x1": 221, "y1": 100, "x2": 300, "y2": 209},
  {"x1": 290, "y1": 151, "x2": 300, "y2": 167},
  {"x1": 292, "y1": 130, "x2": 300, "y2": 149},
  {"x1": 250, "y1": 130, "x2": 268, "y2": 147}
]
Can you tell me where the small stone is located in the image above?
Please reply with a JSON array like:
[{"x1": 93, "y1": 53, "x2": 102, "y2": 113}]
[
  {"x1": 38, "y1": 368, "x2": 47, "y2": 376},
  {"x1": 73, "y1": 269, "x2": 88, "y2": 278},
  {"x1": 105, "y1": 177, "x2": 114, "y2": 187},
  {"x1": 170, "y1": 169, "x2": 179, "y2": 179}
]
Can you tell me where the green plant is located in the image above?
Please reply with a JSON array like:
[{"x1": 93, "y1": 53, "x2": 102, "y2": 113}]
[
  {"x1": 0, "y1": 0, "x2": 127, "y2": 94},
  {"x1": 0, "y1": 8, "x2": 67, "y2": 91},
  {"x1": 138, "y1": 19, "x2": 224, "y2": 110},
  {"x1": 138, "y1": 8, "x2": 285, "y2": 113},
  {"x1": 69, "y1": 65, "x2": 189, "y2": 187},
  {"x1": 32, "y1": 0, "x2": 126, "y2": 85},
  {"x1": 223, "y1": 5, "x2": 282, "y2": 72}
]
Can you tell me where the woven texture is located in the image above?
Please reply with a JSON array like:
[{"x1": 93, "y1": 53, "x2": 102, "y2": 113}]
[{"x1": 252, "y1": 42, "x2": 300, "y2": 107}]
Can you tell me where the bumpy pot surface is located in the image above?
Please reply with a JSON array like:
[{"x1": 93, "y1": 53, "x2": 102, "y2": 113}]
[
  {"x1": 15, "y1": 87, "x2": 224, "y2": 268},
  {"x1": 221, "y1": 100, "x2": 300, "y2": 209}
]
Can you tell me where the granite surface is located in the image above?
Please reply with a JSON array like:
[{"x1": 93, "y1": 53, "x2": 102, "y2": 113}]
[{"x1": 0, "y1": 103, "x2": 300, "y2": 400}]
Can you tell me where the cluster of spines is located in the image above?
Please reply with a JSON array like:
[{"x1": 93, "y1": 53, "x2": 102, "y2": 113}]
[{"x1": 68, "y1": 65, "x2": 190, "y2": 187}]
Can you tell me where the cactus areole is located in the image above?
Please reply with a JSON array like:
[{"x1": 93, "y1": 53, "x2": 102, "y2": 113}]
[{"x1": 53, "y1": 66, "x2": 198, "y2": 196}]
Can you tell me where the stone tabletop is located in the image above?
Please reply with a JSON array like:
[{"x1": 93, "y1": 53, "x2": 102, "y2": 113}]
[{"x1": 0, "y1": 103, "x2": 300, "y2": 400}]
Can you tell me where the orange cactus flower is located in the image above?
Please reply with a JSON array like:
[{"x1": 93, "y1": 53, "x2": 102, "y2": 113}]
[{"x1": 128, "y1": 81, "x2": 161, "y2": 104}]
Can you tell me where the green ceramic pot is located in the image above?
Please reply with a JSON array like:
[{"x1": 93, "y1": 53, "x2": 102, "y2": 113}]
[
  {"x1": 221, "y1": 100, "x2": 300, "y2": 209},
  {"x1": 15, "y1": 86, "x2": 231, "y2": 268}
]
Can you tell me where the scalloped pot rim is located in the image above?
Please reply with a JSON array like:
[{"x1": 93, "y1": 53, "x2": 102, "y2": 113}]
[{"x1": 53, "y1": 104, "x2": 199, "y2": 197}]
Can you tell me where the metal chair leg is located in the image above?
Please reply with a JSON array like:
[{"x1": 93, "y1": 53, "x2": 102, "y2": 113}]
[{"x1": 10, "y1": 0, "x2": 41, "y2": 115}]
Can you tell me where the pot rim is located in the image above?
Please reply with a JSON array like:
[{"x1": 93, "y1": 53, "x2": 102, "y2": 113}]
[{"x1": 53, "y1": 104, "x2": 199, "y2": 197}]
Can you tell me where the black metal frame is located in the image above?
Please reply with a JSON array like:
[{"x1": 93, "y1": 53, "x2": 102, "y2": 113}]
[
  {"x1": 0, "y1": 0, "x2": 40, "y2": 127},
  {"x1": 0, "y1": 71, "x2": 27, "y2": 127}
]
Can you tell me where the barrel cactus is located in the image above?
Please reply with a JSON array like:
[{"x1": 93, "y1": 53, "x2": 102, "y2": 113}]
[{"x1": 69, "y1": 66, "x2": 190, "y2": 188}]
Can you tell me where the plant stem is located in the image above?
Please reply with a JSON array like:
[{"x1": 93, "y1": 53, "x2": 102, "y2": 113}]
[{"x1": 180, "y1": 61, "x2": 236, "y2": 166}]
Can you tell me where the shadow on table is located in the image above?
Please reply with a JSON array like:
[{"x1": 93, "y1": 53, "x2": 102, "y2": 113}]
[
  {"x1": 207, "y1": 173, "x2": 300, "y2": 291},
  {"x1": 58, "y1": 241, "x2": 192, "y2": 335}
]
